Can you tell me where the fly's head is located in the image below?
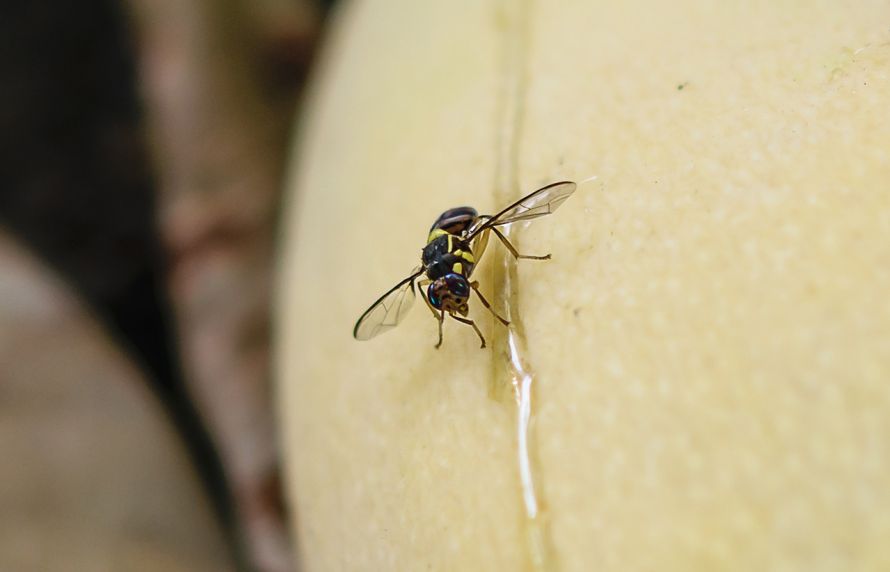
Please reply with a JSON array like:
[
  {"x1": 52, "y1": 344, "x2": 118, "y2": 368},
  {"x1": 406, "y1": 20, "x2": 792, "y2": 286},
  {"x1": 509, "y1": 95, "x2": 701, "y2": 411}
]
[{"x1": 427, "y1": 273, "x2": 470, "y2": 316}]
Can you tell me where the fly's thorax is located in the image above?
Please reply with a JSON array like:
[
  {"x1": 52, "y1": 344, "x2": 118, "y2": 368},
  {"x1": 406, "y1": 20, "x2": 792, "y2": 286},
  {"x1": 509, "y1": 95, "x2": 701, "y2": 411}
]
[{"x1": 422, "y1": 232, "x2": 476, "y2": 280}]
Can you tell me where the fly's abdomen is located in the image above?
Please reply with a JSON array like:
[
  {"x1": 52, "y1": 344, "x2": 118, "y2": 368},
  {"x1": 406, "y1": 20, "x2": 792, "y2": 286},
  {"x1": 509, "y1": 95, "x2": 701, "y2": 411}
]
[{"x1": 429, "y1": 206, "x2": 478, "y2": 236}]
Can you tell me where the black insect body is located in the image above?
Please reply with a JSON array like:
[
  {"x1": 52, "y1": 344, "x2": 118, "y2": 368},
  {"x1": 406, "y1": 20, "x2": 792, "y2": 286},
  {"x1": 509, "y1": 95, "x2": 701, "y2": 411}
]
[{"x1": 353, "y1": 181, "x2": 577, "y2": 348}]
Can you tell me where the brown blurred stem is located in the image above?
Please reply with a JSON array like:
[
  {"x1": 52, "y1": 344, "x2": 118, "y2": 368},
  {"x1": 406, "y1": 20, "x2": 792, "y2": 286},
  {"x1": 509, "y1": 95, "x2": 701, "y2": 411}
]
[{"x1": 123, "y1": 1, "x2": 319, "y2": 570}]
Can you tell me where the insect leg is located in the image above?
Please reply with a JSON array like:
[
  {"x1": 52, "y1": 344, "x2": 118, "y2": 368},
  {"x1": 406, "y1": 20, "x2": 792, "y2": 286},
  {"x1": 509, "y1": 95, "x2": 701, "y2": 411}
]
[
  {"x1": 417, "y1": 279, "x2": 440, "y2": 318},
  {"x1": 451, "y1": 314, "x2": 486, "y2": 349},
  {"x1": 491, "y1": 227, "x2": 550, "y2": 260},
  {"x1": 469, "y1": 281, "x2": 509, "y2": 326},
  {"x1": 420, "y1": 279, "x2": 447, "y2": 349},
  {"x1": 435, "y1": 309, "x2": 445, "y2": 349}
]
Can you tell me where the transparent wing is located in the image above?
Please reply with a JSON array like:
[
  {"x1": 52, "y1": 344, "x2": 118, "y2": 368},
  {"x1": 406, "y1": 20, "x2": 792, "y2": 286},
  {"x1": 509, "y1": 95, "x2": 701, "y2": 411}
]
[
  {"x1": 353, "y1": 268, "x2": 424, "y2": 340},
  {"x1": 468, "y1": 181, "x2": 577, "y2": 239}
]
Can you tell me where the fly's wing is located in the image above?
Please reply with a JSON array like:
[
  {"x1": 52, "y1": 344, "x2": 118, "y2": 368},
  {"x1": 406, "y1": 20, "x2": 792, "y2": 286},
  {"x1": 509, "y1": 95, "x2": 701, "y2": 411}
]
[
  {"x1": 468, "y1": 181, "x2": 577, "y2": 239},
  {"x1": 353, "y1": 268, "x2": 424, "y2": 340}
]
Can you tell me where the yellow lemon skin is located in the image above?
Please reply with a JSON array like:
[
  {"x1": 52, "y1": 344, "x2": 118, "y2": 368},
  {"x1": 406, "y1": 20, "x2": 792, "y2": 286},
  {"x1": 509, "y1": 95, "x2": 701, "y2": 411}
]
[{"x1": 278, "y1": 1, "x2": 890, "y2": 570}]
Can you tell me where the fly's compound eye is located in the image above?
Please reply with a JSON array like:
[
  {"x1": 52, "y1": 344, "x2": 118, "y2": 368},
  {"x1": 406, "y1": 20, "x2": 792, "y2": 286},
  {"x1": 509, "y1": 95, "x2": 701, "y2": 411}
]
[
  {"x1": 444, "y1": 273, "x2": 470, "y2": 298},
  {"x1": 427, "y1": 283, "x2": 442, "y2": 309}
]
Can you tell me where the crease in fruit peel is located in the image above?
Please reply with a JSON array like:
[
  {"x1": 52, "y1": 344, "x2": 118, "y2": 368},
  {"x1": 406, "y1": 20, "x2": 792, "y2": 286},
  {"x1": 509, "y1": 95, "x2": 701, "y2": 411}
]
[
  {"x1": 497, "y1": 226, "x2": 554, "y2": 572},
  {"x1": 490, "y1": 0, "x2": 556, "y2": 569},
  {"x1": 508, "y1": 325, "x2": 538, "y2": 518}
]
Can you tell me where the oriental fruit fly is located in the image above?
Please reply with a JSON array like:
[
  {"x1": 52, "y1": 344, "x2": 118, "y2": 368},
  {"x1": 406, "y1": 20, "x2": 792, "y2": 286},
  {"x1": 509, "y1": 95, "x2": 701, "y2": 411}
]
[{"x1": 353, "y1": 181, "x2": 577, "y2": 348}]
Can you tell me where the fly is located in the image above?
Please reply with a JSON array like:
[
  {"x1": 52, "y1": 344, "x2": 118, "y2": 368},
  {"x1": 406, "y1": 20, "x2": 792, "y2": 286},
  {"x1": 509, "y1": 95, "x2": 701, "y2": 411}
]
[{"x1": 353, "y1": 181, "x2": 577, "y2": 348}]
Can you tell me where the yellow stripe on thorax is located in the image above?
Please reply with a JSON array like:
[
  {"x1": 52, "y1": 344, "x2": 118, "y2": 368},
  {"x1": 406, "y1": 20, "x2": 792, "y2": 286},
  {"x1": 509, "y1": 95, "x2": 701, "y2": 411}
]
[
  {"x1": 427, "y1": 228, "x2": 449, "y2": 244},
  {"x1": 452, "y1": 249, "x2": 475, "y2": 264},
  {"x1": 427, "y1": 228, "x2": 476, "y2": 269}
]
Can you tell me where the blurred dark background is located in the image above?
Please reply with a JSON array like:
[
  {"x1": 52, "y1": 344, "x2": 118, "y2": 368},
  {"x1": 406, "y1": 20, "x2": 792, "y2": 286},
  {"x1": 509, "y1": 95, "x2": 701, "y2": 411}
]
[{"x1": 0, "y1": 1, "x2": 334, "y2": 570}]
